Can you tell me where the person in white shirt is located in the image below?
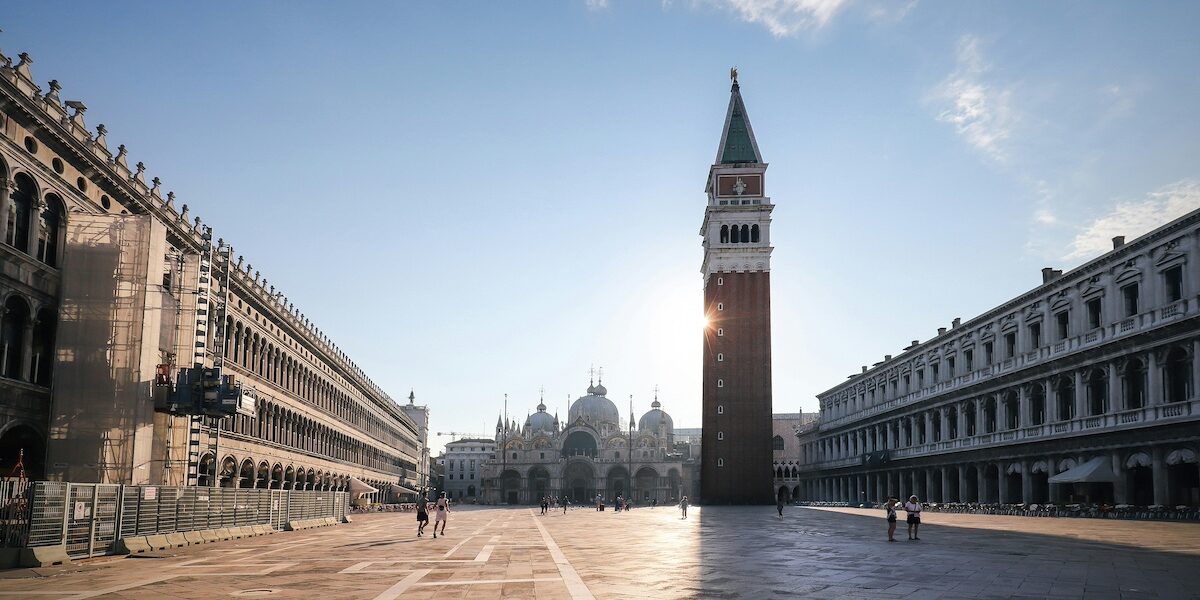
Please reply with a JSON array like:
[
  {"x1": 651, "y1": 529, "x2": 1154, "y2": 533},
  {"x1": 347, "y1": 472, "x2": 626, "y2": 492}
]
[
  {"x1": 433, "y1": 492, "x2": 450, "y2": 538},
  {"x1": 903, "y1": 495, "x2": 922, "y2": 540}
]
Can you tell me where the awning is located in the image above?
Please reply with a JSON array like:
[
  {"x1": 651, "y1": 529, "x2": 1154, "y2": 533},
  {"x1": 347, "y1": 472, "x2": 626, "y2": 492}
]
[
  {"x1": 348, "y1": 477, "x2": 379, "y2": 496},
  {"x1": 1048, "y1": 457, "x2": 1118, "y2": 484},
  {"x1": 393, "y1": 485, "x2": 420, "y2": 496}
]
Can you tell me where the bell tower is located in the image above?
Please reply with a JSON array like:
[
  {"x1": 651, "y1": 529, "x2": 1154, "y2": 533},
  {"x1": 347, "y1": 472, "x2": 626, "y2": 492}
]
[{"x1": 700, "y1": 71, "x2": 774, "y2": 504}]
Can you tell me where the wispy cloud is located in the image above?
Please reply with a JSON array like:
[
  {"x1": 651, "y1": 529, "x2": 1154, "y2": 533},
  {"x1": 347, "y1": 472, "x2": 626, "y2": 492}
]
[
  {"x1": 585, "y1": 0, "x2": 610, "y2": 10},
  {"x1": 929, "y1": 35, "x2": 1015, "y2": 162},
  {"x1": 702, "y1": 0, "x2": 852, "y2": 36},
  {"x1": 864, "y1": 0, "x2": 918, "y2": 24},
  {"x1": 1065, "y1": 180, "x2": 1200, "y2": 260}
]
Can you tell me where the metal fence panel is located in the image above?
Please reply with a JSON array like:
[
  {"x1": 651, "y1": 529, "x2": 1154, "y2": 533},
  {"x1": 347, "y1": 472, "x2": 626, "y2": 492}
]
[
  {"x1": 63, "y1": 484, "x2": 93, "y2": 556},
  {"x1": 19, "y1": 482, "x2": 345, "y2": 557},
  {"x1": 0, "y1": 479, "x2": 31, "y2": 548},
  {"x1": 92, "y1": 485, "x2": 120, "y2": 555},
  {"x1": 28, "y1": 482, "x2": 66, "y2": 547}
]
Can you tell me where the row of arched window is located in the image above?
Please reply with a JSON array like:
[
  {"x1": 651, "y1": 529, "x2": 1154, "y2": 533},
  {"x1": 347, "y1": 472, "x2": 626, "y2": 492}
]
[
  {"x1": 719, "y1": 224, "x2": 760, "y2": 244},
  {"x1": 223, "y1": 317, "x2": 419, "y2": 454},
  {"x1": 218, "y1": 399, "x2": 415, "y2": 475},
  {"x1": 0, "y1": 294, "x2": 55, "y2": 386},
  {"x1": 4, "y1": 163, "x2": 66, "y2": 269}
]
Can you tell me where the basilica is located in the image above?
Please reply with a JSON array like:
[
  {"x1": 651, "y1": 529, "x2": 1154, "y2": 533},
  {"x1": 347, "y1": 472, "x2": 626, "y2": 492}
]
[{"x1": 481, "y1": 378, "x2": 690, "y2": 505}]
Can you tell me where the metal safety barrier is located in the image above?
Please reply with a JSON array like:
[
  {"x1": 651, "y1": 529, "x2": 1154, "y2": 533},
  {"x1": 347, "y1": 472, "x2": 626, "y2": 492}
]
[{"x1": 0, "y1": 481, "x2": 348, "y2": 558}]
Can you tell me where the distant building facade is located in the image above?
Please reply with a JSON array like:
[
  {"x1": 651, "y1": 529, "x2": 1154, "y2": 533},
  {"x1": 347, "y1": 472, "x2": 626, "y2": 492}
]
[
  {"x1": 441, "y1": 438, "x2": 494, "y2": 501},
  {"x1": 797, "y1": 216, "x2": 1200, "y2": 507},
  {"x1": 772, "y1": 412, "x2": 817, "y2": 501},
  {"x1": 701, "y1": 76, "x2": 775, "y2": 505},
  {"x1": 482, "y1": 380, "x2": 690, "y2": 505},
  {"x1": 0, "y1": 48, "x2": 421, "y2": 500}
]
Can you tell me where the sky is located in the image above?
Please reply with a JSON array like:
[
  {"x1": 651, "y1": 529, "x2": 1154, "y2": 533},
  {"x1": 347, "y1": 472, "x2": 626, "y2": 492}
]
[{"x1": 5, "y1": 1, "x2": 1200, "y2": 455}]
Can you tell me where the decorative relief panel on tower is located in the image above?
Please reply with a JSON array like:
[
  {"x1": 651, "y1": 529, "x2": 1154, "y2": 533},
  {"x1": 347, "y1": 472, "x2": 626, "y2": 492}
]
[{"x1": 716, "y1": 174, "x2": 762, "y2": 197}]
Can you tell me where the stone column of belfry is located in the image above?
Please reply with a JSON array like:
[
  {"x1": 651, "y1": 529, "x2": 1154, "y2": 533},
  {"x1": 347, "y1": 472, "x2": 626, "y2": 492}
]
[{"x1": 700, "y1": 73, "x2": 775, "y2": 504}]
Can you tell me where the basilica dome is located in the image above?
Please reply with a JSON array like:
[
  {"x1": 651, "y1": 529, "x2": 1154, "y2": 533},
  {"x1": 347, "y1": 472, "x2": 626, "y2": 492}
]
[
  {"x1": 638, "y1": 398, "x2": 674, "y2": 434},
  {"x1": 569, "y1": 381, "x2": 620, "y2": 425},
  {"x1": 527, "y1": 400, "x2": 556, "y2": 433}
]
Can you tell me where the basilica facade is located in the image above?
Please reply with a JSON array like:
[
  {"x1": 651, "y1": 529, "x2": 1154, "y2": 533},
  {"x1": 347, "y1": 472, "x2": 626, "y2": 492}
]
[{"x1": 481, "y1": 379, "x2": 688, "y2": 505}]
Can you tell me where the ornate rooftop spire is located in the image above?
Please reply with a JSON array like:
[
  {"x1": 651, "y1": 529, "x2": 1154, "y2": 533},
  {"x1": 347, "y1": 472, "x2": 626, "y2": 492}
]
[{"x1": 715, "y1": 70, "x2": 762, "y2": 165}]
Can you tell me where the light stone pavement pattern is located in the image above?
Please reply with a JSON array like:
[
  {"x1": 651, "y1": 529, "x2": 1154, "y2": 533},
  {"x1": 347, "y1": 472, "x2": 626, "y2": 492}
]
[{"x1": 0, "y1": 506, "x2": 1198, "y2": 599}]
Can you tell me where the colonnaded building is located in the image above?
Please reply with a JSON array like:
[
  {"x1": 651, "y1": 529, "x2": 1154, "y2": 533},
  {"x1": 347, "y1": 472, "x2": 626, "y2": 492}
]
[
  {"x1": 796, "y1": 212, "x2": 1200, "y2": 507},
  {"x1": 481, "y1": 379, "x2": 691, "y2": 505},
  {"x1": 0, "y1": 49, "x2": 426, "y2": 500}
]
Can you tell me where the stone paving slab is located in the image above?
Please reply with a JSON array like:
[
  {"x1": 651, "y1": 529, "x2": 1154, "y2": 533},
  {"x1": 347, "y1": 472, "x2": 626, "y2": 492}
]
[{"x1": 0, "y1": 505, "x2": 1197, "y2": 598}]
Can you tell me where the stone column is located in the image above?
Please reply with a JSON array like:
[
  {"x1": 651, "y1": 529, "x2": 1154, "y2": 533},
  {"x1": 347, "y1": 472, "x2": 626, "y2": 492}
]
[
  {"x1": 1152, "y1": 447, "x2": 1168, "y2": 505},
  {"x1": 975, "y1": 398, "x2": 986, "y2": 434},
  {"x1": 1046, "y1": 378, "x2": 1058, "y2": 422},
  {"x1": 1021, "y1": 461, "x2": 1033, "y2": 505},
  {"x1": 1073, "y1": 370, "x2": 1086, "y2": 420},
  {"x1": 995, "y1": 393, "x2": 1008, "y2": 431},
  {"x1": 976, "y1": 466, "x2": 988, "y2": 503},
  {"x1": 942, "y1": 467, "x2": 952, "y2": 503},
  {"x1": 1111, "y1": 451, "x2": 1127, "y2": 504},
  {"x1": 1017, "y1": 386, "x2": 1029, "y2": 428},
  {"x1": 923, "y1": 411, "x2": 933, "y2": 444},
  {"x1": 0, "y1": 179, "x2": 12, "y2": 246},
  {"x1": 1147, "y1": 350, "x2": 1163, "y2": 406},
  {"x1": 19, "y1": 320, "x2": 34, "y2": 382},
  {"x1": 997, "y1": 464, "x2": 1009, "y2": 504},
  {"x1": 886, "y1": 421, "x2": 895, "y2": 449},
  {"x1": 1108, "y1": 361, "x2": 1121, "y2": 413},
  {"x1": 957, "y1": 465, "x2": 969, "y2": 502}
]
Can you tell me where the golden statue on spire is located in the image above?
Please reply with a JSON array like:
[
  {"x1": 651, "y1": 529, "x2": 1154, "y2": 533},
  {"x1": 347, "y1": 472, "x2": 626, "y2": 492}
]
[{"x1": 730, "y1": 66, "x2": 739, "y2": 84}]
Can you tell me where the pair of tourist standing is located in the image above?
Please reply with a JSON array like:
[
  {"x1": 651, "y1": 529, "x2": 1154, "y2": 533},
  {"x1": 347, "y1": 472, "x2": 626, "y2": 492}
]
[{"x1": 884, "y1": 495, "x2": 922, "y2": 541}]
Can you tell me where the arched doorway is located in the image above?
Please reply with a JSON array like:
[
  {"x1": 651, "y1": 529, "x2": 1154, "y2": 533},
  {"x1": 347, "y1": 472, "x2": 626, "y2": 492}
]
[
  {"x1": 528, "y1": 466, "x2": 550, "y2": 503},
  {"x1": 982, "y1": 464, "x2": 999, "y2": 503},
  {"x1": 500, "y1": 469, "x2": 521, "y2": 504},
  {"x1": 963, "y1": 465, "x2": 979, "y2": 502},
  {"x1": 1126, "y1": 453, "x2": 1154, "y2": 506},
  {"x1": 607, "y1": 466, "x2": 629, "y2": 500},
  {"x1": 1166, "y1": 449, "x2": 1198, "y2": 505},
  {"x1": 563, "y1": 462, "x2": 594, "y2": 503},
  {"x1": 1030, "y1": 461, "x2": 1050, "y2": 504},
  {"x1": 1004, "y1": 464, "x2": 1022, "y2": 503},
  {"x1": 197, "y1": 453, "x2": 215, "y2": 487},
  {"x1": 777, "y1": 485, "x2": 790, "y2": 503},
  {"x1": 238, "y1": 459, "x2": 255, "y2": 488},
  {"x1": 0, "y1": 424, "x2": 45, "y2": 480},
  {"x1": 635, "y1": 466, "x2": 659, "y2": 502},
  {"x1": 219, "y1": 455, "x2": 238, "y2": 487},
  {"x1": 271, "y1": 463, "x2": 283, "y2": 489},
  {"x1": 256, "y1": 462, "x2": 270, "y2": 488}
]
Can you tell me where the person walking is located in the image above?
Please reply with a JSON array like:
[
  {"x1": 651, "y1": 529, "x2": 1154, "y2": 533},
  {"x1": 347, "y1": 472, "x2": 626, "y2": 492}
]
[
  {"x1": 903, "y1": 495, "x2": 922, "y2": 540},
  {"x1": 884, "y1": 497, "x2": 899, "y2": 542},
  {"x1": 680, "y1": 496, "x2": 689, "y2": 519},
  {"x1": 433, "y1": 492, "x2": 450, "y2": 539},
  {"x1": 562, "y1": 496, "x2": 569, "y2": 514},
  {"x1": 776, "y1": 496, "x2": 785, "y2": 518},
  {"x1": 540, "y1": 496, "x2": 548, "y2": 515},
  {"x1": 416, "y1": 499, "x2": 429, "y2": 537}
]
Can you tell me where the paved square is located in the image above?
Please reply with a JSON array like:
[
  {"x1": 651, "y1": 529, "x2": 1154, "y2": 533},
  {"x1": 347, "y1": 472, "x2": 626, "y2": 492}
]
[{"x1": 0, "y1": 506, "x2": 1197, "y2": 599}]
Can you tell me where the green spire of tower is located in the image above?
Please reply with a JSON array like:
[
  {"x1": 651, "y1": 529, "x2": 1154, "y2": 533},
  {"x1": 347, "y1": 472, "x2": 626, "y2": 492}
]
[{"x1": 716, "y1": 76, "x2": 762, "y2": 165}]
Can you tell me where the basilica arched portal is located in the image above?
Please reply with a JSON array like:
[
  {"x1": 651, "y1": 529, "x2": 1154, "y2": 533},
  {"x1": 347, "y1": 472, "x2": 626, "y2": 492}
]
[{"x1": 563, "y1": 461, "x2": 594, "y2": 503}]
